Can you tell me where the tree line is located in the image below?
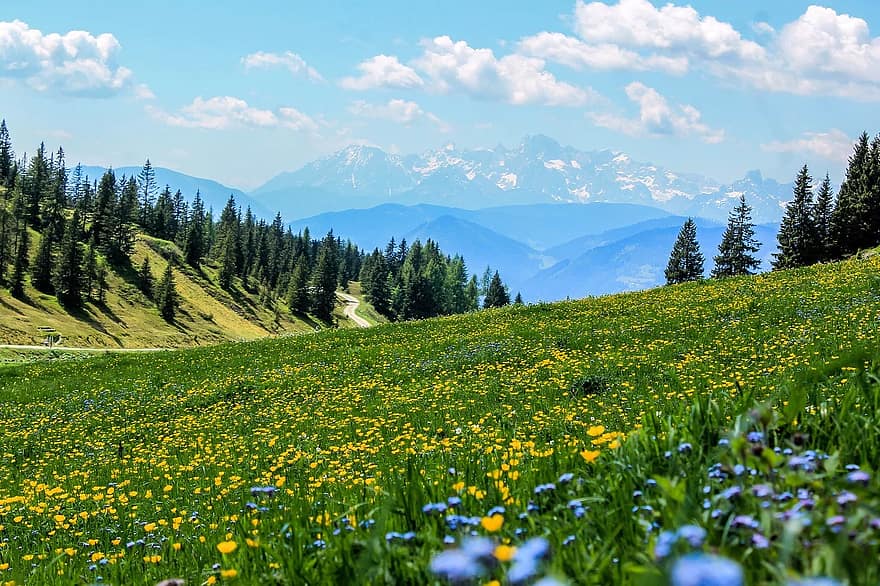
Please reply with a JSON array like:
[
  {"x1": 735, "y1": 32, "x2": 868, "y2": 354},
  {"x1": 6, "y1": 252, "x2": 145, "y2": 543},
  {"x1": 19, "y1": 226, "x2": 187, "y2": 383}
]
[
  {"x1": 0, "y1": 119, "x2": 509, "y2": 324},
  {"x1": 665, "y1": 131, "x2": 880, "y2": 285}
]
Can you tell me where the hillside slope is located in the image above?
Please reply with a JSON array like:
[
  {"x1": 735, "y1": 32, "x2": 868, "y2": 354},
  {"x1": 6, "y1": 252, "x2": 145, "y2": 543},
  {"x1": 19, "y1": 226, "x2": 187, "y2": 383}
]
[
  {"x1": 0, "y1": 233, "x2": 369, "y2": 348},
  {"x1": 1, "y1": 255, "x2": 878, "y2": 583}
]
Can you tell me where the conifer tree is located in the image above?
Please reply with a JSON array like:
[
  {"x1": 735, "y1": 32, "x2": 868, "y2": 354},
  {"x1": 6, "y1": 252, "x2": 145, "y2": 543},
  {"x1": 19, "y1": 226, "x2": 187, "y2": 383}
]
[
  {"x1": 712, "y1": 195, "x2": 761, "y2": 278},
  {"x1": 138, "y1": 159, "x2": 158, "y2": 226},
  {"x1": 285, "y1": 256, "x2": 311, "y2": 314},
  {"x1": 310, "y1": 232, "x2": 339, "y2": 320},
  {"x1": 95, "y1": 260, "x2": 108, "y2": 304},
  {"x1": 830, "y1": 132, "x2": 871, "y2": 257},
  {"x1": 0, "y1": 120, "x2": 13, "y2": 186},
  {"x1": 514, "y1": 292, "x2": 524, "y2": 305},
  {"x1": 54, "y1": 210, "x2": 84, "y2": 307},
  {"x1": 156, "y1": 262, "x2": 177, "y2": 321},
  {"x1": 483, "y1": 271, "x2": 510, "y2": 308},
  {"x1": 10, "y1": 190, "x2": 29, "y2": 298},
  {"x1": 813, "y1": 173, "x2": 835, "y2": 263},
  {"x1": 465, "y1": 275, "x2": 479, "y2": 311},
  {"x1": 84, "y1": 239, "x2": 97, "y2": 301},
  {"x1": 665, "y1": 218, "x2": 704, "y2": 284},
  {"x1": 183, "y1": 192, "x2": 205, "y2": 267},
  {"x1": 31, "y1": 227, "x2": 55, "y2": 293},
  {"x1": 138, "y1": 257, "x2": 154, "y2": 299},
  {"x1": 774, "y1": 165, "x2": 818, "y2": 270}
]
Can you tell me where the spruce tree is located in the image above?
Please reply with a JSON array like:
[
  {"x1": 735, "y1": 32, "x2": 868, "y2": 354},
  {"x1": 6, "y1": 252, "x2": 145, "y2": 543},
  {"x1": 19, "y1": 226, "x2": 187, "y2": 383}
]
[
  {"x1": 31, "y1": 228, "x2": 55, "y2": 293},
  {"x1": 465, "y1": 275, "x2": 479, "y2": 311},
  {"x1": 310, "y1": 232, "x2": 338, "y2": 320},
  {"x1": 483, "y1": 271, "x2": 510, "y2": 308},
  {"x1": 10, "y1": 218, "x2": 28, "y2": 298},
  {"x1": 813, "y1": 174, "x2": 835, "y2": 263},
  {"x1": 0, "y1": 120, "x2": 13, "y2": 186},
  {"x1": 156, "y1": 262, "x2": 177, "y2": 321},
  {"x1": 84, "y1": 240, "x2": 97, "y2": 301},
  {"x1": 138, "y1": 159, "x2": 158, "y2": 226},
  {"x1": 830, "y1": 132, "x2": 870, "y2": 257},
  {"x1": 285, "y1": 256, "x2": 311, "y2": 314},
  {"x1": 774, "y1": 165, "x2": 818, "y2": 270},
  {"x1": 712, "y1": 195, "x2": 761, "y2": 278},
  {"x1": 95, "y1": 260, "x2": 108, "y2": 304},
  {"x1": 514, "y1": 292, "x2": 524, "y2": 305},
  {"x1": 54, "y1": 210, "x2": 84, "y2": 307},
  {"x1": 183, "y1": 192, "x2": 205, "y2": 267},
  {"x1": 138, "y1": 257, "x2": 154, "y2": 299},
  {"x1": 665, "y1": 218, "x2": 704, "y2": 284}
]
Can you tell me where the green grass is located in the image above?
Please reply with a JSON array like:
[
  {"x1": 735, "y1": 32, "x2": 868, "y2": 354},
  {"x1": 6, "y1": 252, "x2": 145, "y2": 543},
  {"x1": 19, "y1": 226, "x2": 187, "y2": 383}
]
[{"x1": 0, "y1": 256, "x2": 879, "y2": 584}]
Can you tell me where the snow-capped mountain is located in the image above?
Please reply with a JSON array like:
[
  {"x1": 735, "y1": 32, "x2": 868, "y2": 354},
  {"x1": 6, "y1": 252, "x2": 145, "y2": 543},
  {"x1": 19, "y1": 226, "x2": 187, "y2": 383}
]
[{"x1": 252, "y1": 135, "x2": 791, "y2": 222}]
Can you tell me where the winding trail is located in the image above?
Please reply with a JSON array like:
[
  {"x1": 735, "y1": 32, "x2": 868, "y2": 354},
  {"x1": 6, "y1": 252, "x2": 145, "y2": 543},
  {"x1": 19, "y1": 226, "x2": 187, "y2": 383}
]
[
  {"x1": 0, "y1": 344, "x2": 166, "y2": 352},
  {"x1": 338, "y1": 292, "x2": 371, "y2": 328}
]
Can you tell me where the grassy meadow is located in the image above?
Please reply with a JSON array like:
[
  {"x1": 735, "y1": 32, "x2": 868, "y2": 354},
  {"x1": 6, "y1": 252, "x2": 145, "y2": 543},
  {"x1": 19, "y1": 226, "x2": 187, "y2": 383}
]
[{"x1": 1, "y1": 256, "x2": 879, "y2": 584}]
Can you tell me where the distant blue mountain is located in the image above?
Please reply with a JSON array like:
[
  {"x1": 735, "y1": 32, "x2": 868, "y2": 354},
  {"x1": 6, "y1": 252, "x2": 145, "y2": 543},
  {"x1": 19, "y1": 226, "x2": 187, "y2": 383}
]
[
  {"x1": 288, "y1": 202, "x2": 672, "y2": 252},
  {"x1": 79, "y1": 165, "x2": 271, "y2": 219},
  {"x1": 402, "y1": 215, "x2": 553, "y2": 286},
  {"x1": 520, "y1": 221, "x2": 779, "y2": 302}
]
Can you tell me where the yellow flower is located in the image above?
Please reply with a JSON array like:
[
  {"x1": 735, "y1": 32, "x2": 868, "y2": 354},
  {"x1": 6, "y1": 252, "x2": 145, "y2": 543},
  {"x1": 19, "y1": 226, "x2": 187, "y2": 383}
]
[
  {"x1": 245, "y1": 538, "x2": 259, "y2": 548},
  {"x1": 480, "y1": 514, "x2": 504, "y2": 532},
  {"x1": 172, "y1": 542, "x2": 182, "y2": 551},
  {"x1": 53, "y1": 514, "x2": 65, "y2": 524},
  {"x1": 206, "y1": 577, "x2": 218, "y2": 585},
  {"x1": 580, "y1": 449, "x2": 601, "y2": 463},
  {"x1": 143, "y1": 555, "x2": 161, "y2": 563},
  {"x1": 493, "y1": 544, "x2": 516, "y2": 562},
  {"x1": 216, "y1": 541, "x2": 237, "y2": 554},
  {"x1": 144, "y1": 522, "x2": 157, "y2": 532},
  {"x1": 587, "y1": 425, "x2": 605, "y2": 437},
  {"x1": 220, "y1": 568, "x2": 238, "y2": 579},
  {"x1": 63, "y1": 548, "x2": 76, "y2": 557}
]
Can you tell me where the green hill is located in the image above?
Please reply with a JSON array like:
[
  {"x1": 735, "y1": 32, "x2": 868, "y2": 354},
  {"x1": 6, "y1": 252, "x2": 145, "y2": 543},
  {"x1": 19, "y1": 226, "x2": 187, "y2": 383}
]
[
  {"x1": 0, "y1": 230, "x2": 376, "y2": 350},
  {"x1": 1, "y1": 256, "x2": 879, "y2": 584}
]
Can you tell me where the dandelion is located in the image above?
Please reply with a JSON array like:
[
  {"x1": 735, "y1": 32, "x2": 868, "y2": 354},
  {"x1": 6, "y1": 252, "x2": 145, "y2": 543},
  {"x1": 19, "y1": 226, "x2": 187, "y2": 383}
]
[
  {"x1": 481, "y1": 514, "x2": 504, "y2": 532},
  {"x1": 216, "y1": 541, "x2": 237, "y2": 555}
]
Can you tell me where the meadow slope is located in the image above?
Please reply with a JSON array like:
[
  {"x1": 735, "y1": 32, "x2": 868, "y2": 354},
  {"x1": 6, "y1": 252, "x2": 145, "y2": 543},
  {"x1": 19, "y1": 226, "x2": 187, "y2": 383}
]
[{"x1": 0, "y1": 256, "x2": 879, "y2": 584}]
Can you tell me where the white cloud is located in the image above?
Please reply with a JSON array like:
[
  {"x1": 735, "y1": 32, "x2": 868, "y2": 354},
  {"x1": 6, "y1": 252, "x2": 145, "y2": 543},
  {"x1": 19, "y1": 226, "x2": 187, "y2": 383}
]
[
  {"x1": 761, "y1": 129, "x2": 854, "y2": 163},
  {"x1": 241, "y1": 51, "x2": 323, "y2": 81},
  {"x1": 414, "y1": 36, "x2": 595, "y2": 106},
  {"x1": 0, "y1": 20, "x2": 133, "y2": 96},
  {"x1": 340, "y1": 55, "x2": 424, "y2": 90},
  {"x1": 518, "y1": 31, "x2": 688, "y2": 75},
  {"x1": 349, "y1": 98, "x2": 449, "y2": 131},
  {"x1": 574, "y1": 0, "x2": 765, "y2": 61},
  {"x1": 147, "y1": 96, "x2": 319, "y2": 133},
  {"x1": 591, "y1": 82, "x2": 724, "y2": 143}
]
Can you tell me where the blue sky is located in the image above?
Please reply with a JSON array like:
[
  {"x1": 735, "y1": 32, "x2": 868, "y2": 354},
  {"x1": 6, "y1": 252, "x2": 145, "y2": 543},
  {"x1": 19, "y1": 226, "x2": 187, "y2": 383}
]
[{"x1": 1, "y1": 1, "x2": 879, "y2": 189}]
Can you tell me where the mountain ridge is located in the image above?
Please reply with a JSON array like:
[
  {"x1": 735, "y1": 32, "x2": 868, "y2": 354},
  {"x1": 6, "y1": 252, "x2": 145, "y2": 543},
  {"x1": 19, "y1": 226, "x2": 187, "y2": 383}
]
[{"x1": 252, "y1": 135, "x2": 793, "y2": 222}]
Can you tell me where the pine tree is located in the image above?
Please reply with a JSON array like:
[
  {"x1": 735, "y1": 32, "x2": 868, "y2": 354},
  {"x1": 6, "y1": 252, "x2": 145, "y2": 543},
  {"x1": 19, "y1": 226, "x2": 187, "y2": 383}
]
[
  {"x1": 813, "y1": 173, "x2": 835, "y2": 263},
  {"x1": 54, "y1": 210, "x2": 84, "y2": 307},
  {"x1": 665, "y1": 218, "x2": 704, "y2": 284},
  {"x1": 0, "y1": 198, "x2": 11, "y2": 284},
  {"x1": 830, "y1": 132, "x2": 870, "y2": 257},
  {"x1": 31, "y1": 227, "x2": 55, "y2": 293},
  {"x1": 138, "y1": 257, "x2": 154, "y2": 299},
  {"x1": 774, "y1": 164, "x2": 818, "y2": 270},
  {"x1": 483, "y1": 271, "x2": 510, "y2": 308},
  {"x1": 0, "y1": 120, "x2": 13, "y2": 186},
  {"x1": 712, "y1": 195, "x2": 761, "y2": 278},
  {"x1": 138, "y1": 159, "x2": 158, "y2": 226},
  {"x1": 183, "y1": 192, "x2": 205, "y2": 267},
  {"x1": 310, "y1": 232, "x2": 338, "y2": 320},
  {"x1": 10, "y1": 190, "x2": 29, "y2": 298},
  {"x1": 84, "y1": 240, "x2": 97, "y2": 301},
  {"x1": 465, "y1": 275, "x2": 479, "y2": 311},
  {"x1": 156, "y1": 262, "x2": 177, "y2": 321},
  {"x1": 285, "y1": 256, "x2": 311, "y2": 314}
]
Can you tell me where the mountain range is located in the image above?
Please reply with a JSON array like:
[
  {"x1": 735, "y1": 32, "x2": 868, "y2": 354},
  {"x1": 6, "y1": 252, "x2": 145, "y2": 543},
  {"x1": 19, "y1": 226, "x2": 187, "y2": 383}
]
[{"x1": 252, "y1": 135, "x2": 792, "y2": 223}]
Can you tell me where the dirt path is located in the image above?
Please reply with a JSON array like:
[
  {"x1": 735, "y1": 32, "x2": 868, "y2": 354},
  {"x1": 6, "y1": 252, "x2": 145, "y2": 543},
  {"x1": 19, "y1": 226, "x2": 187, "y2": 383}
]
[
  {"x1": 0, "y1": 344, "x2": 167, "y2": 352},
  {"x1": 337, "y1": 292, "x2": 371, "y2": 328}
]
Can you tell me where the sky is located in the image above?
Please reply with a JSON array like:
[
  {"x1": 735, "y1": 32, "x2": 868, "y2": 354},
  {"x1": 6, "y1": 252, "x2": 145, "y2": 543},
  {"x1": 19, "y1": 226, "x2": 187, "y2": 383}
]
[{"x1": 1, "y1": 0, "x2": 879, "y2": 190}]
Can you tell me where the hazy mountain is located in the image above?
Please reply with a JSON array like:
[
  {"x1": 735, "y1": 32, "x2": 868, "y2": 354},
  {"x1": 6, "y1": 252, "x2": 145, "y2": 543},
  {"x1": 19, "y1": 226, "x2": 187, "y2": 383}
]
[
  {"x1": 288, "y1": 202, "x2": 672, "y2": 252},
  {"x1": 253, "y1": 136, "x2": 792, "y2": 222},
  {"x1": 520, "y1": 221, "x2": 780, "y2": 302},
  {"x1": 79, "y1": 165, "x2": 271, "y2": 218}
]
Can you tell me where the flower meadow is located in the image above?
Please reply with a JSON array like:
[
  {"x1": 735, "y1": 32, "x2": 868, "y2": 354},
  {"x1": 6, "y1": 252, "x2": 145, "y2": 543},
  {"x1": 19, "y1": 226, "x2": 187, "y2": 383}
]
[{"x1": 1, "y1": 256, "x2": 880, "y2": 584}]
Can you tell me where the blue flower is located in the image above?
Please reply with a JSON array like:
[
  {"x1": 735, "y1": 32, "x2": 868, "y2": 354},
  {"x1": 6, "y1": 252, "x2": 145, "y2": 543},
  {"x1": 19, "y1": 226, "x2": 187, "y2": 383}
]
[
  {"x1": 787, "y1": 579, "x2": 843, "y2": 586},
  {"x1": 654, "y1": 530, "x2": 677, "y2": 560},
  {"x1": 678, "y1": 442, "x2": 693, "y2": 454},
  {"x1": 751, "y1": 533, "x2": 769, "y2": 549},
  {"x1": 558, "y1": 472, "x2": 574, "y2": 484},
  {"x1": 677, "y1": 525, "x2": 706, "y2": 548},
  {"x1": 746, "y1": 431, "x2": 764, "y2": 443},
  {"x1": 430, "y1": 549, "x2": 486, "y2": 583},
  {"x1": 670, "y1": 554, "x2": 743, "y2": 586},
  {"x1": 447, "y1": 496, "x2": 462, "y2": 508},
  {"x1": 847, "y1": 470, "x2": 870, "y2": 485},
  {"x1": 423, "y1": 502, "x2": 448, "y2": 515},
  {"x1": 563, "y1": 535, "x2": 576, "y2": 546}
]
